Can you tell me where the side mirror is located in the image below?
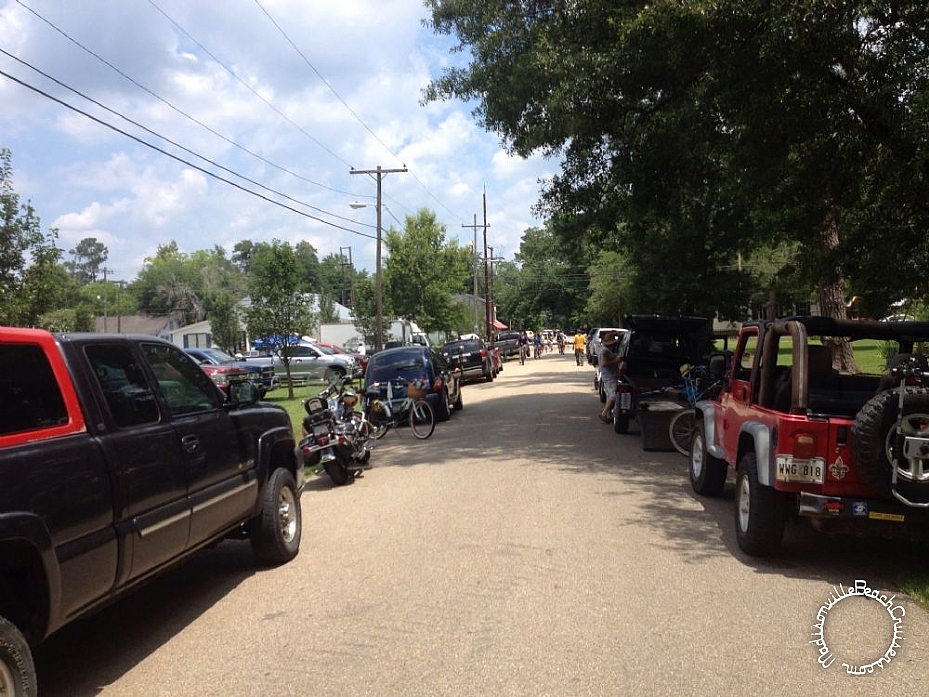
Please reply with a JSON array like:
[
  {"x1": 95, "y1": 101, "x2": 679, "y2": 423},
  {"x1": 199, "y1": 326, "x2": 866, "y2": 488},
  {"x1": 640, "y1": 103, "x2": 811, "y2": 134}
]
[
  {"x1": 708, "y1": 353, "x2": 727, "y2": 379},
  {"x1": 227, "y1": 380, "x2": 260, "y2": 406}
]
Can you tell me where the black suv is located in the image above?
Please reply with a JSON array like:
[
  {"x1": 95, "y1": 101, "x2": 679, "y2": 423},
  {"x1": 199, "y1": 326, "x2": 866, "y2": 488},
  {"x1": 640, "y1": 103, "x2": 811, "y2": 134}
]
[
  {"x1": 611, "y1": 315, "x2": 712, "y2": 433},
  {"x1": 441, "y1": 338, "x2": 495, "y2": 382},
  {"x1": 364, "y1": 345, "x2": 463, "y2": 421}
]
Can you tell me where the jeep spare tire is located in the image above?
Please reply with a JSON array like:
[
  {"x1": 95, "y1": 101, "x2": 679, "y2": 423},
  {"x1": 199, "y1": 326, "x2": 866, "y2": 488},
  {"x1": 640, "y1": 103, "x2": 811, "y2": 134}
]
[{"x1": 852, "y1": 387, "x2": 929, "y2": 495}]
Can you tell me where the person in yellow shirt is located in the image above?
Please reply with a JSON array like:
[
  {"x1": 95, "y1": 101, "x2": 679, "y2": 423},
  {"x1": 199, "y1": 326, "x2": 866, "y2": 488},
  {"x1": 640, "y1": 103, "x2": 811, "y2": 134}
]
[{"x1": 572, "y1": 330, "x2": 587, "y2": 366}]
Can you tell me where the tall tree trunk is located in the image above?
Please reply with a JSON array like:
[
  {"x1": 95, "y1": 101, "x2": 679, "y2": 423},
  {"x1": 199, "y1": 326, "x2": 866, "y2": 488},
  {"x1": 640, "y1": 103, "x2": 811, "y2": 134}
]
[{"x1": 818, "y1": 209, "x2": 859, "y2": 373}]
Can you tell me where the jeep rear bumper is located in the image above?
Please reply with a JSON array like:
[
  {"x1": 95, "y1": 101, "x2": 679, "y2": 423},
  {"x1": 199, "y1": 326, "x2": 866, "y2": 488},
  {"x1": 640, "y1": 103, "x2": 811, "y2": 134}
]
[{"x1": 798, "y1": 492, "x2": 910, "y2": 523}]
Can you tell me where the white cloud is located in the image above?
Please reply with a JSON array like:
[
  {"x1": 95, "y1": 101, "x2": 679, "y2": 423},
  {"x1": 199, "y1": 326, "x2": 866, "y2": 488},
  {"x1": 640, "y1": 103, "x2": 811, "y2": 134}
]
[{"x1": 0, "y1": 0, "x2": 557, "y2": 278}]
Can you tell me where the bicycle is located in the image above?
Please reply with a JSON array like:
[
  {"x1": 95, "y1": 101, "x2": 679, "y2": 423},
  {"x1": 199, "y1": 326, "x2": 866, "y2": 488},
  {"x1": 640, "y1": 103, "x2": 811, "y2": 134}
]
[
  {"x1": 364, "y1": 378, "x2": 436, "y2": 440},
  {"x1": 668, "y1": 364, "x2": 722, "y2": 456}
]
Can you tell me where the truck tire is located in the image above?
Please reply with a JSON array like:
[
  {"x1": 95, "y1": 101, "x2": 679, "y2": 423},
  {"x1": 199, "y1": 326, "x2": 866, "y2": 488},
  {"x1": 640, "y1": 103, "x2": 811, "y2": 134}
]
[
  {"x1": 613, "y1": 409, "x2": 629, "y2": 434},
  {"x1": 249, "y1": 468, "x2": 302, "y2": 566},
  {"x1": 0, "y1": 616, "x2": 36, "y2": 697},
  {"x1": 852, "y1": 387, "x2": 929, "y2": 495},
  {"x1": 734, "y1": 452, "x2": 788, "y2": 557},
  {"x1": 689, "y1": 421, "x2": 727, "y2": 496},
  {"x1": 434, "y1": 389, "x2": 452, "y2": 422}
]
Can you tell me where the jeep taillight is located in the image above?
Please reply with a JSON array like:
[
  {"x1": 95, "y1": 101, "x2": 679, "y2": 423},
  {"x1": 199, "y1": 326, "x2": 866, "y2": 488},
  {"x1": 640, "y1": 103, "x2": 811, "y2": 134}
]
[
  {"x1": 480, "y1": 349, "x2": 487, "y2": 359},
  {"x1": 794, "y1": 433, "x2": 816, "y2": 459}
]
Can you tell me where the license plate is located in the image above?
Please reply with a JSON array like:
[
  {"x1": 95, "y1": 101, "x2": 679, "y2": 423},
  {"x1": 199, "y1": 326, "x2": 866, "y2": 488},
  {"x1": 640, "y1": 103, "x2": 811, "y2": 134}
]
[
  {"x1": 776, "y1": 456, "x2": 825, "y2": 484},
  {"x1": 619, "y1": 393, "x2": 632, "y2": 410}
]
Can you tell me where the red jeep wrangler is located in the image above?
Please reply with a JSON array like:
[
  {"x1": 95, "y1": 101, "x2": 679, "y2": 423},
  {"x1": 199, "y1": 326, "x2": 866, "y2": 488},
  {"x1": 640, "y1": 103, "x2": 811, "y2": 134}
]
[{"x1": 689, "y1": 316, "x2": 929, "y2": 556}]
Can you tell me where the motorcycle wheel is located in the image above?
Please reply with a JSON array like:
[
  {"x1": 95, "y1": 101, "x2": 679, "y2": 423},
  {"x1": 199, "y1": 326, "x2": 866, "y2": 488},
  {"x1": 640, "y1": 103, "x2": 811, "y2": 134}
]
[{"x1": 324, "y1": 456, "x2": 351, "y2": 486}]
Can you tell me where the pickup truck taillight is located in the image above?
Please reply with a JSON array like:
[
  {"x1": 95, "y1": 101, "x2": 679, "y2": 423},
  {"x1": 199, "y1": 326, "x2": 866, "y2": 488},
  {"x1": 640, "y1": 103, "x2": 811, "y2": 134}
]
[{"x1": 617, "y1": 359, "x2": 627, "y2": 379}]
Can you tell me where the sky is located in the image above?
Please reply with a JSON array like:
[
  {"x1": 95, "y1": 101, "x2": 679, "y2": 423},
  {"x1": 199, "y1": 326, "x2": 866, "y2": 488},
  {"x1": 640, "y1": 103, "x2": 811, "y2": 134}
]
[{"x1": 0, "y1": 0, "x2": 555, "y2": 283}]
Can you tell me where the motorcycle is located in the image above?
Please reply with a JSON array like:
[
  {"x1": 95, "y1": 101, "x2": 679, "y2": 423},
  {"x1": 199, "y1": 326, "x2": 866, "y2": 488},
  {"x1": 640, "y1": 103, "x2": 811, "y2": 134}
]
[{"x1": 299, "y1": 371, "x2": 374, "y2": 486}]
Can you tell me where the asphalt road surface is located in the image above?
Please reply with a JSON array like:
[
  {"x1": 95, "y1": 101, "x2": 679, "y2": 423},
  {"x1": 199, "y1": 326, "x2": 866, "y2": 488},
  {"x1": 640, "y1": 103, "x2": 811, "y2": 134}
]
[{"x1": 34, "y1": 351, "x2": 929, "y2": 696}]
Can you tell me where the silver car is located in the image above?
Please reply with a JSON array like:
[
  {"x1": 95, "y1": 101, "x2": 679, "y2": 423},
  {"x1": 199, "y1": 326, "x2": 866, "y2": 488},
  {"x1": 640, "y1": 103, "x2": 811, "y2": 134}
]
[{"x1": 276, "y1": 344, "x2": 355, "y2": 384}]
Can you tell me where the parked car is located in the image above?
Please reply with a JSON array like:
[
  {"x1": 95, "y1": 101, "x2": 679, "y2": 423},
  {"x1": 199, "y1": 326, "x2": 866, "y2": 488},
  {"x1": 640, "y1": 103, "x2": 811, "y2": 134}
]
[
  {"x1": 364, "y1": 345, "x2": 462, "y2": 422},
  {"x1": 184, "y1": 347, "x2": 277, "y2": 396},
  {"x1": 587, "y1": 327, "x2": 624, "y2": 366},
  {"x1": 315, "y1": 341, "x2": 368, "y2": 373},
  {"x1": 489, "y1": 342, "x2": 503, "y2": 375},
  {"x1": 246, "y1": 343, "x2": 356, "y2": 385},
  {"x1": 611, "y1": 315, "x2": 713, "y2": 433},
  {"x1": 494, "y1": 330, "x2": 522, "y2": 357},
  {"x1": 441, "y1": 337, "x2": 495, "y2": 382},
  {"x1": 198, "y1": 363, "x2": 250, "y2": 395}
]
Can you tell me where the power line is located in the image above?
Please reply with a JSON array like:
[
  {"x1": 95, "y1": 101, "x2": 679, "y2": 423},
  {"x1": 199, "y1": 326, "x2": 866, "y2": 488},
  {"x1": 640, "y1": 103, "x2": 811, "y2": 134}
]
[
  {"x1": 13, "y1": 0, "x2": 361, "y2": 197},
  {"x1": 0, "y1": 48, "x2": 375, "y2": 231},
  {"x1": 0, "y1": 68, "x2": 378, "y2": 241},
  {"x1": 253, "y1": 0, "x2": 468, "y2": 224},
  {"x1": 145, "y1": 0, "x2": 355, "y2": 171}
]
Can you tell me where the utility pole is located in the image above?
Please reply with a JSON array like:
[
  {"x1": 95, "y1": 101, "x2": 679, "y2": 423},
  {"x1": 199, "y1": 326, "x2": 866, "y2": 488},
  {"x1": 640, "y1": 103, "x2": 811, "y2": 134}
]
[
  {"x1": 482, "y1": 189, "x2": 491, "y2": 341},
  {"x1": 462, "y1": 215, "x2": 481, "y2": 334},
  {"x1": 350, "y1": 165, "x2": 407, "y2": 351}
]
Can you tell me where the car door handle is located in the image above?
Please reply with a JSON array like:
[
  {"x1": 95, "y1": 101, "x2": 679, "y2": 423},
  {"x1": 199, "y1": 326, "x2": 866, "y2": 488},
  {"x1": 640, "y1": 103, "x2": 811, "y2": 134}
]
[{"x1": 181, "y1": 435, "x2": 200, "y2": 453}]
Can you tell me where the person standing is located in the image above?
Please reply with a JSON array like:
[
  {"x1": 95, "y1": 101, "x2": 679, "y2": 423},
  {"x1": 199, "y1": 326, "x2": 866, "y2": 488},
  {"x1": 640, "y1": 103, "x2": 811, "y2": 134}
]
[
  {"x1": 572, "y1": 330, "x2": 587, "y2": 366},
  {"x1": 598, "y1": 333, "x2": 621, "y2": 423}
]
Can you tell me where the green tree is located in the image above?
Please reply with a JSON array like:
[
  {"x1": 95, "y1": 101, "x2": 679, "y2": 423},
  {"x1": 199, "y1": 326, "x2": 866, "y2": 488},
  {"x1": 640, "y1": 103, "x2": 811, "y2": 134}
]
[
  {"x1": 424, "y1": 1, "x2": 929, "y2": 338},
  {"x1": 208, "y1": 292, "x2": 241, "y2": 353},
  {"x1": 19, "y1": 231, "x2": 80, "y2": 327},
  {"x1": 65, "y1": 237, "x2": 109, "y2": 284},
  {"x1": 0, "y1": 148, "x2": 45, "y2": 325},
  {"x1": 244, "y1": 240, "x2": 316, "y2": 398},
  {"x1": 131, "y1": 242, "x2": 205, "y2": 325},
  {"x1": 383, "y1": 209, "x2": 470, "y2": 335}
]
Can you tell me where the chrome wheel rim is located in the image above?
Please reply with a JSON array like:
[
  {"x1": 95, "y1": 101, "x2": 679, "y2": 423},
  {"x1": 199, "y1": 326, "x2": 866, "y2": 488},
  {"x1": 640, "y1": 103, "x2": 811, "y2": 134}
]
[
  {"x1": 691, "y1": 432, "x2": 704, "y2": 479},
  {"x1": 278, "y1": 486, "x2": 297, "y2": 542},
  {"x1": 737, "y1": 475, "x2": 751, "y2": 533}
]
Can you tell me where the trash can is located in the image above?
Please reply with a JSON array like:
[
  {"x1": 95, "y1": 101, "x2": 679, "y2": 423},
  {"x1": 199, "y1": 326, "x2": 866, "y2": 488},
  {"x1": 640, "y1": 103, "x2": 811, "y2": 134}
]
[{"x1": 637, "y1": 400, "x2": 686, "y2": 451}]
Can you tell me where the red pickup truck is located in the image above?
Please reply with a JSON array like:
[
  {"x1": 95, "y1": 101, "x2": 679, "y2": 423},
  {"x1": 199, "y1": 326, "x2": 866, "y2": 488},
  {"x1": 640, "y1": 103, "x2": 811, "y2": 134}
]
[
  {"x1": 689, "y1": 316, "x2": 929, "y2": 556},
  {"x1": 0, "y1": 328, "x2": 304, "y2": 695}
]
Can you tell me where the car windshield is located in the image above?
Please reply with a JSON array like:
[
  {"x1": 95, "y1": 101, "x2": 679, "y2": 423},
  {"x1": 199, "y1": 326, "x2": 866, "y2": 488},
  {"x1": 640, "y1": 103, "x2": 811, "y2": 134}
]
[
  {"x1": 200, "y1": 348, "x2": 235, "y2": 362},
  {"x1": 368, "y1": 348, "x2": 426, "y2": 374}
]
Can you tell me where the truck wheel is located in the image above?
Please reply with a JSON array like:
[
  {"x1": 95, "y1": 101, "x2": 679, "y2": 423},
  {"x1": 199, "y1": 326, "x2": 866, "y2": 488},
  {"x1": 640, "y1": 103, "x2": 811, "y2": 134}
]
[
  {"x1": 852, "y1": 387, "x2": 929, "y2": 495},
  {"x1": 613, "y1": 409, "x2": 629, "y2": 434},
  {"x1": 249, "y1": 468, "x2": 302, "y2": 565},
  {"x1": 434, "y1": 390, "x2": 452, "y2": 421},
  {"x1": 0, "y1": 616, "x2": 36, "y2": 697},
  {"x1": 689, "y1": 422, "x2": 728, "y2": 496},
  {"x1": 734, "y1": 452, "x2": 788, "y2": 557},
  {"x1": 324, "y1": 456, "x2": 351, "y2": 486}
]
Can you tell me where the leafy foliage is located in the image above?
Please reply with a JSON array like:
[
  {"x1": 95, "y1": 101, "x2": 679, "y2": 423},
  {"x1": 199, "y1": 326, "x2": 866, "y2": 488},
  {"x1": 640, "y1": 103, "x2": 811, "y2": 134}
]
[
  {"x1": 244, "y1": 240, "x2": 317, "y2": 398},
  {"x1": 383, "y1": 209, "x2": 471, "y2": 335}
]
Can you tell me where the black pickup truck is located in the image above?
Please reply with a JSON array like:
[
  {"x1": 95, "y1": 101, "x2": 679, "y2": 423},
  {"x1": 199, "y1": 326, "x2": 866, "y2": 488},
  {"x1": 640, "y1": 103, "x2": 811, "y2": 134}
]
[{"x1": 0, "y1": 328, "x2": 304, "y2": 695}]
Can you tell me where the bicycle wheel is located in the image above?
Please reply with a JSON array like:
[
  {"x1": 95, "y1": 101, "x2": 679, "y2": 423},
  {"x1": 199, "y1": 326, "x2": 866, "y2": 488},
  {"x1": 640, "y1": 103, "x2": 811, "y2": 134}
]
[
  {"x1": 408, "y1": 399, "x2": 435, "y2": 439},
  {"x1": 366, "y1": 403, "x2": 391, "y2": 440},
  {"x1": 669, "y1": 410, "x2": 695, "y2": 456}
]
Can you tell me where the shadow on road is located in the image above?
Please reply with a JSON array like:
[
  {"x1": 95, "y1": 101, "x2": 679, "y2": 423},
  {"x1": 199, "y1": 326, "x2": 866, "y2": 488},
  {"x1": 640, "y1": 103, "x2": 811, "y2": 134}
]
[
  {"x1": 33, "y1": 541, "x2": 259, "y2": 696},
  {"x1": 372, "y1": 354, "x2": 929, "y2": 591}
]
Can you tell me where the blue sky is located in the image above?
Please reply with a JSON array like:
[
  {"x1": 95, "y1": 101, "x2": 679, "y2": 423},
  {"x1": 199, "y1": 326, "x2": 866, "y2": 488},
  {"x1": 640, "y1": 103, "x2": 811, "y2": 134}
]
[{"x1": 0, "y1": 0, "x2": 553, "y2": 281}]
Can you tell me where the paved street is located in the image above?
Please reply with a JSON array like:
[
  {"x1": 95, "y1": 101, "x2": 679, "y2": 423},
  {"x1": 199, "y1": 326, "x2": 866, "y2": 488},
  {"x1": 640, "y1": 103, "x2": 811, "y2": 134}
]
[{"x1": 35, "y1": 352, "x2": 929, "y2": 696}]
